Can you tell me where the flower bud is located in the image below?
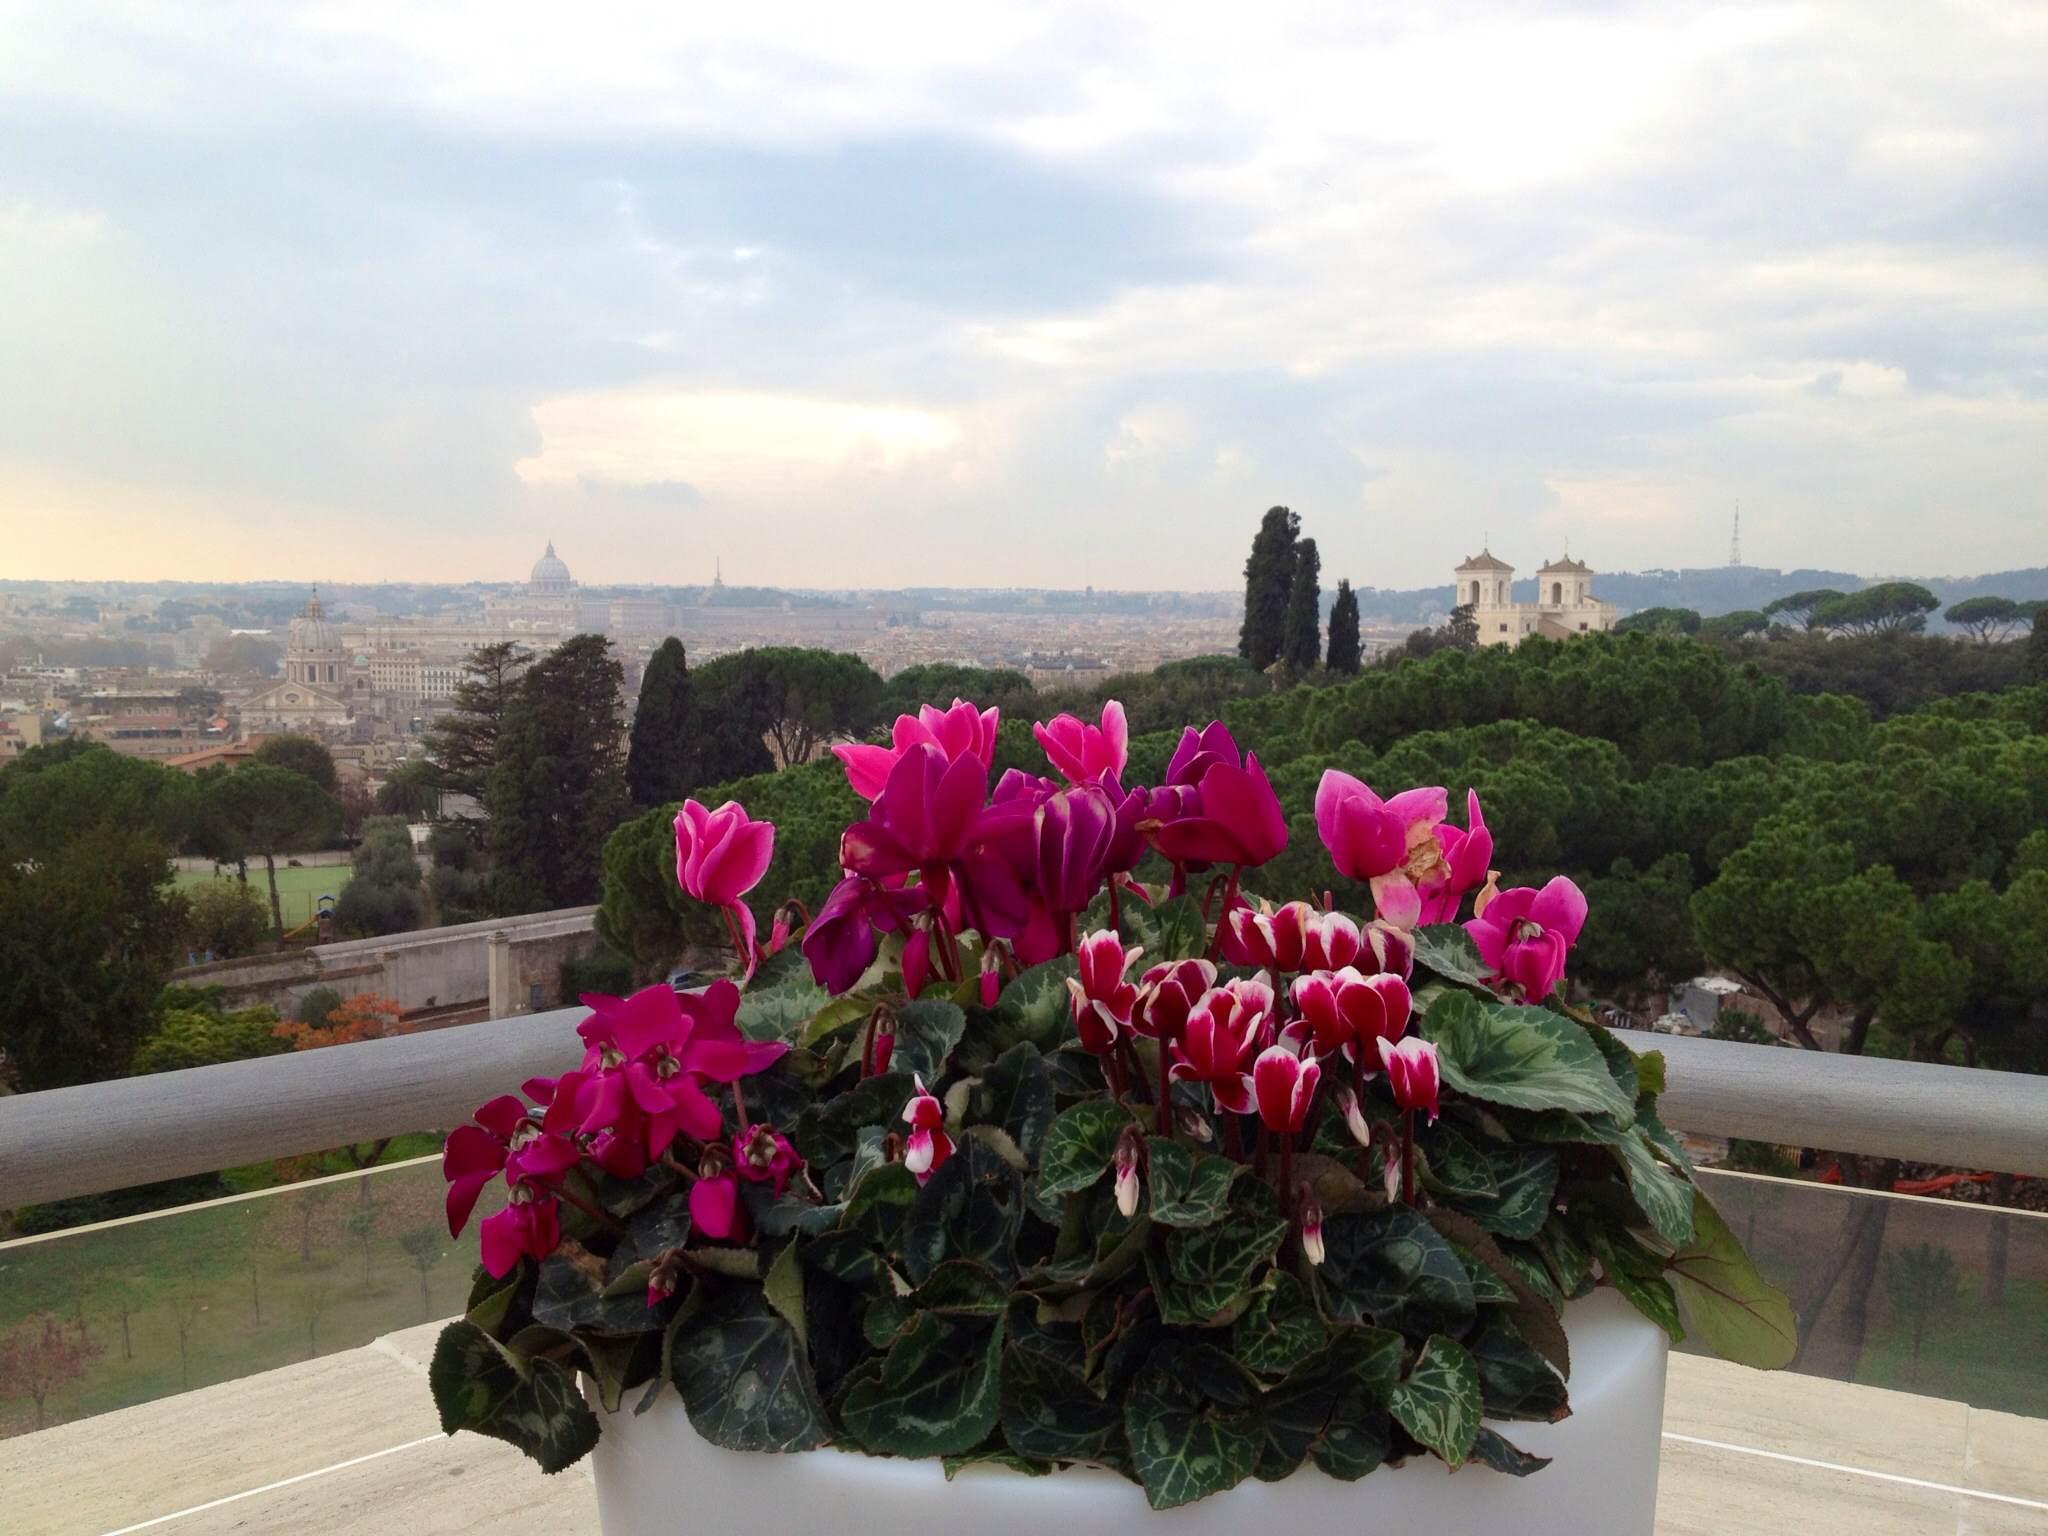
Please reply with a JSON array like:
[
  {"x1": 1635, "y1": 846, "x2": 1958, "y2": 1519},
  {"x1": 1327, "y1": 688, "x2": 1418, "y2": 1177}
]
[
  {"x1": 1335, "y1": 1085, "x2": 1371, "y2": 1147},
  {"x1": 1176, "y1": 1105, "x2": 1214, "y2": 1143},
  {"x1": 1112, "y1": 1124, "x2": 1145, "y2": 1218},
  {"x1": 1299, "y1": 1194, "x2": 1326, "y2": 1267}
]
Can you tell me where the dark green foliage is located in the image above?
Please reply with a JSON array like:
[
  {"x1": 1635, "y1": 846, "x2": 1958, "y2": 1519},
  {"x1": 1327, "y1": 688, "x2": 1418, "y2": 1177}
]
[
  {"x1": 251, "y1": 734, "x2": 337, "y2": 792},
  {"x1": 875, "y1": 664, "x2": 1037, "y2": 724},
  {"x1": 130, "y1": 1001, "x2": 287, "y2": 1074},
  {"x1": 334, "y1": 815, "x2": 421, "y2": 937},
  {"x1": 1325, "y1": 579, "x2": 1362, "y2": 674},
  {"x1": 375, "y1": 758, "x2": 442, "y2": 820},
  {"x1": 1813, "y1": 581, "x2": 1940, "y2": 636},
  {"x1": 296, "y1": 987, "x2": 344, "y2": 1027},
  {"x1": 559, "y1": 945, "x2": 636, "y2": 1004},
  {"x1": 1237, "y1": 505, "x2": 1299, "y2": 670},
  {"x1": 1761, "y1": 588, "x2": 1844, "y2": 629},
  {"x1": 690, "y1": 647, "x2": 883, "y2": 770},
  {"x1": 625, "y1": 637, "x2": 696, "y2": 808},
  {"x1": 1613, "y1": 606, "x2": 1701, "y2": 635},
  {"x1": 195, "y1": 763, "x2": 342, "y2": 939},
  {"x1": 488, "y1": 634, "x2": 631, "y2": 913},
  {"x1": 422, "y1": 641, "x2": 533, "y2": 802},
  {"x1": 1944, "y1": 596, "x2": 2027, "y2": 643},
  {"x1": 1281, "y1": 536, "x2": 1322, "y2": 672},
  {"x1": 0, "y1": 746, "x2": 195, "y2": 1091},
  {"x1": 181, "y1": 878, "x2": 270, "y2": 958}
]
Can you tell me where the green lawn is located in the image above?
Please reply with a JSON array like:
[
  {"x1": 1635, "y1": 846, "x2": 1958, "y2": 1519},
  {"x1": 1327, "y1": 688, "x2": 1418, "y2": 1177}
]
[
  {"x1": 0, "y1": 1154, "x2": 496, "y2": 1437},
  {"x1": 175, "y1": 864, "x2": 352, "y2": 931}
]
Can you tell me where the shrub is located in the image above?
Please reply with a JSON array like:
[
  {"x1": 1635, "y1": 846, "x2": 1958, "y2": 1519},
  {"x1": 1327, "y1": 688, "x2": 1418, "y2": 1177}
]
[
  {"x1": 183, "y1": 879, "x2": 271, "y2": 959},
  {"x1": 296, "y1": 986, "x2": 344, "y2": 1028},
  {"x1": 559, "y1": 945, "x2": 636, "y2": 1003}
]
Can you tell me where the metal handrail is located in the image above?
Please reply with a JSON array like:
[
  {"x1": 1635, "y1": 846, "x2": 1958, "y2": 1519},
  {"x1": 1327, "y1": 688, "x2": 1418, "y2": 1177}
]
[{"x1": 0, "y1": 1015, "x2": 2044, "y2": 1210}]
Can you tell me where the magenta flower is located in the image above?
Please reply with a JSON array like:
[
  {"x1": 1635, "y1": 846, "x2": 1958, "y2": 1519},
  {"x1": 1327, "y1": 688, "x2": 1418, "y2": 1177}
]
[
  {"x1": 480, "y1": 1187, "x2": 562, "y2": 1278},
  {"x1": 688, "y1": 1168, "x2": 745, "y2": 1242},
  {"x1": 1253, "y1": 1042, "x2": 1320, "y2": 1136},
  {"x1": 1465, "y1": 876, "x2": 1588, "y2": 1001},
  {"x1": 1131, "y1": 957, "x2": 1217, "y2": 1043},
  {"x1": 674, "y1": 798, "x2": 775, "y2": 975},
  {"x1": 1169, "y1": 978, "x2": 1270, "y2": 1114},
  {"x1": 1379, "y1": 1035, "x2": 1442, "y2": 1123},
  {"x1": 1314, "y1": 773, "x2": 1457, "y2": 927},
  {"x1": 733, "y1": 1124, "x2": 804, "y2": 1198},
  {"x1": 841, "y1": 743, "x2": 988, "y2": 892},
  {"x1": 1164, "y1": 721, "x2": 1242, "y2": 787},
  {"x1": 442, "y1": 1091, "x2": 580, "y2": 1240},
  {"x1": 1221, "y1": 898, "x2": 1315, "y2": 972},
  {"x1": 1413, "y1": 790, "x2": 1495, "y2": 925},
  {"x1": 1065, "y1": 929, "x2": 1142, "y2": 1054},
  {"x1": 1301, "y1": 909, "x2": 1364, "y2": 971},
  {"x1": 573, "y1": 982, "x2": 787, "y2": 1167},
  {"x1": 1286, "y1": 969, "x2": 1412, "y2": 1062},
  {"x1": 1149, "y1": 750, "x2": 1288, "y2": 869},
  {"x1": 902, "y1": 1075, "x2": 954, "y2": 1184},
  {"x1": 1034, "y1": 700, "x2": 1129, "y2": 788},
  {"x1": 1363, "y1": 919, "x2": 1416, "y2": 980},
  {"x1": 902, "y1": 926, "x2": 934, "y2": 1000},
  {"x1": 1035, "y1": 783, "x2": 1119, "y2": 920},
  {"x1": 833, "y1": 699, "x2": 999, "y2": 800},
  {"x1": 803, "y1": 873, "x2": 929, "y2": 994}
]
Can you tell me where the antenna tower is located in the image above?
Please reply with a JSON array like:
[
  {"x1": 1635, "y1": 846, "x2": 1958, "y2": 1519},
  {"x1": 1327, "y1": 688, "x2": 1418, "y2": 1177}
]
[{"x1": 1729, "y1": 505, "x2": 1742, "y2": 567}]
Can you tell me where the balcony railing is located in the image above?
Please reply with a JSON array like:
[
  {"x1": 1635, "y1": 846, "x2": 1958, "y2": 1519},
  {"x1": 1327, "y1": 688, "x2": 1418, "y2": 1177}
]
[{"x1": 3, "y1": 1013, "x2": 2045, "y2": 1211}]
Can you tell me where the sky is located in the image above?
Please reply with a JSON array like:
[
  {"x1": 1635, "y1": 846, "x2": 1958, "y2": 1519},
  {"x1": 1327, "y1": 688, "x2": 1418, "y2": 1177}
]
[{"x1": 1, "y1": 1, "x2": 2043, "y2": 591}]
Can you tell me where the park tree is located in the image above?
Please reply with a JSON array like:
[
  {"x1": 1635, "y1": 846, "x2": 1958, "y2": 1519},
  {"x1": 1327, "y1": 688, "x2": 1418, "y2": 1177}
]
[
  {"x1": 0, "y1": 1315, "x2": 99, "y2": 1431},
  {"x1": 625, "y1": 637, "x2": 697, "y2": 807},
  {"x1": 1698, "y1": 609, "x2": 1769, "y2": 641},
  {"x1": 181, "y1": 878, "x2": 271, "y2": 959},
  {"x1": 1883, "y1": 1244, "x2": 1957, "y2": 1386},
  {"x1": 1762, "y1": 588, "x2": 1845, "y2": 631},
  {"x1": 1237, "y1": 505, "x2": 1300, "y2": 670},
  {"x1": 680, "y1": 652, "x2": 777, "y2": 786},
  {"x1": 1325, "y1": 579, "x2": 1362, "y2": 674},
  {"x1": 422, "y1": 641, "x2": 533, "y2": 802},
  {"x1": 131, "y1": 1004, "x2": 289, "y2": 1074},
  {"x1": 1943, "y1": 595, "x2": 2027, "y2": 644},
  {"x1": 488, "y1": 634, "x2": 631, "y2": 912},
  {"x1": 1280, "y1": 537, "x2": 1323, "y2": 672},
  {"x1": 375, "y1": 758, "x2": 442, "y2": 821},
  {"x1": 0, "y1": 749, "x2": 191, "y2": 1092},
  {"x1": 1446, "y1": 603, "x2": 1479, "y2": 650},
  {"x1": 873, "y1": 664, "x2": 1037, "y2": 724},
  {"x1": 1614, "y1": 606, "x2": 1701, "y2": 635},
  {"x1": 198, "y1": 763, "x2": 342, "y2": 940},
  {"x1": 252, "y1": 734, "x2": 337, "y2": 793},
  {"x1": 399, "y1": 1227, "x2": 445, "y2": 1320},
  {"x1": 1812, "y1": 582, "x2": 1940, "y2": 636},
  {"x1": 273, "y1": 992, "x2": 408, "y2": 1052},
  {"x1": 741, "y1": 647, "x2": 883, "y2": 767}
]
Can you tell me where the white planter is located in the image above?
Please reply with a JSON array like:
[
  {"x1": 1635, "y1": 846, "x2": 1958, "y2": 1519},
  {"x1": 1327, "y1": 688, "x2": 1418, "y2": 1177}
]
[{"x1": 591, "y1": 1287, "x2": 1667, "y2": 1535}]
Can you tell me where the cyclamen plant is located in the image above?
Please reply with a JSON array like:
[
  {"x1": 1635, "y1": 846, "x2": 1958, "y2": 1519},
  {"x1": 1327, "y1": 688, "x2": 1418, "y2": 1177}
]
[{"x1": 430, "y1": 699, "x2": 1795, "y2": 1509}]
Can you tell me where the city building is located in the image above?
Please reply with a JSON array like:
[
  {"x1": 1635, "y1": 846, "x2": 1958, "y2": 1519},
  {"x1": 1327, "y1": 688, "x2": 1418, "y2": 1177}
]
[
  {"x1": 1454, "y1": 550, "x2": 1619, "y2": 647},
  {"x1": 241, "y1": 592, "x2": 353, "y2": 731},
  {"x1": 482, "y1": 542, "x2": 588, "y2": 632}
]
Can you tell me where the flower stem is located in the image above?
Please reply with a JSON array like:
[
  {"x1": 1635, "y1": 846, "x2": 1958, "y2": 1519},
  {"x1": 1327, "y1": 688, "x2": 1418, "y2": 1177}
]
[
  {"x1": 1223, "y1": 1113, "x2": 1242, "y2": 1161},
  {"x1": 1401, "y1": 1109, "x2": 1416, "y2": 1205},
  {"x1": 1108, "y1": 879, "x2": 1123, "y2": 937},
  {"x1": 557, "y1": 1178, "x2": 625, "y2": 1234},
  {"x1": 1280, "y1": 1137, "x2": 1295, "y2": 1211},
  {"x1": 1204, "y1": 867, "x2": 1243, "y2": 961},
  {"x1": 1155, "y1": 1040, "x2": 1172, "y2": 1136},
  {"x1": 732, "y1": 1077, "x2": 752, "y2": 1136}
]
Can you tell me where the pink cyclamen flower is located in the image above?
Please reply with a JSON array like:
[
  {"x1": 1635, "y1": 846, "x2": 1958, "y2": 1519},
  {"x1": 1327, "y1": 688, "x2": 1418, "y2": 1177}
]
[
  {"x1": 1034, "y1": 783, "x2": 1120, "y2": 918},
  {"x1": 688, "y1": 1167, "x2": 745, "y2": 1242},
  {"x1": 1413, "y1": 790, "x2": 1495, "y2": 926},
  {"x1": 842, "y1": 742, "x2": 988, "y2": 884},
  {"x1": 1131, "y1": 957, "x2": 1217, "y2": 1043},
  {"x1": 674, "y1": 798, "x2": 775, "y2": 974},
  {"x1": 442, "y1": 1092, "x2": 581, "y2": 1241},
  {"x1": 902, "y1": 1075, "x2": 955, "y2": 1184},
  {"x1": 1334, "y1": 1084, "x2": 1371, "y2": 1147},
  {"x1": 833, "y1": 699, "x2": 999, "y2": 801},
  {"x1": 978, "y1": 945, "x2": 1003, "y2": 1008},
  {"x1": 1363, "y1": 919, "x2": 1416, "y2": 980},
  {"x1": 1379, "y1": 1035, "x2": 1442, "y2": 1123},
  {"x1": 1253, "y1": 1043, "x2": 1321, "y2": 1136},
  {"x1": 1149, "y1": 750, "x2": 1289, "y2": 870},
  {"x1": 1313, "y1": 772, "x2": 1451, "y2": 928},
  {"x1": 1169, "y1": 978, "x2": 1271, "y2": 1114},
  {"x1": 479, "y1": 1186, "x2": 562, "y2": 1279},
  {"x1": 1222, "y1": 898, "x2": 1319, "y2": 972},
  {"x1": 802, "y1": 874, "x2": 929, "y2": 995},
  {"x1": 733, "y1": 1124, "x2": 804, "y2": 1198},
  {"x1": 1112, "y1": 1125, "x2": 1144, "y2": 1218},
  {"x1": 1301, "y1": 909, "x2": 1364, "y2": 971},
  {"x1": 1034, "y1": 699, "x2": 1129, "y2": 788},
  {"x1": 1065, "y1": 929, "x2": 1143, "y2": 1055},
  {"x1": 1287, "y1": 969, "x2": 1412, "y2": 1062},
  {"x1": 1300, "y1": 1195, "x2": 1326, "y2": 1267},
  {"x1": 1465, "y1": 875, "x2": 1589, "y2": 1001}
]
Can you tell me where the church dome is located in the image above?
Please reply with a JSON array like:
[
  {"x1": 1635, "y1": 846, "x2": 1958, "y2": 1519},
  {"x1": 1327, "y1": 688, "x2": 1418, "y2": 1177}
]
[
  {"x1": 530, "y1": 542, "x2": 573, "y2": 590},
  {"x1": 288, "y1": 591, "x2": 338, "y2": 655}
]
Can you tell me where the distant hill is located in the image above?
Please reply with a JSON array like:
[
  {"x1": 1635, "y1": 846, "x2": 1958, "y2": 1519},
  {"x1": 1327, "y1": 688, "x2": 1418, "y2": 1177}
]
[{"x1": 1351, "y1": 566, "x2": 2048, "y2": 628}]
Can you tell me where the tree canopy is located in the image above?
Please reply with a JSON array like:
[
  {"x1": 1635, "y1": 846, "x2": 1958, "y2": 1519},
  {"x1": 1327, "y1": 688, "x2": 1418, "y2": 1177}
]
[
  {"x1": 1761, "y1": 589, "x2": 1845, "y2": 630},
  {"x1": 1813, "y1": 582, "x2": 1940, "y2": 636},
  {"x1": 423, "y1": 641, "x2": 532, "y2": 802},
  {"x1": 252, "y1": 734, "x2": 337, "y2": 793},
  {"x1": 1325, "y1": 578, "x2": 1361, "y2": 674},
  {"x1": 1236, "y1": 505, "x2": 1299, "y2": 670},
  {"x1": 1944, "y1": 595, "x2": 2029, "y2": 644},
  {"x1": 1280, "y1": 535, "x2": 1322, "y2": 671},
  {"x1": 625, "y1": 636, "x2": 696, "y2": 808}
]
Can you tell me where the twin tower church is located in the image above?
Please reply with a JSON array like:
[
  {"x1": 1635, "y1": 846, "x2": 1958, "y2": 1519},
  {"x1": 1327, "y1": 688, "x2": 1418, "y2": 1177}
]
[{"x1": 1453, "y1": 550, "x2": 1619, "y2": 647}]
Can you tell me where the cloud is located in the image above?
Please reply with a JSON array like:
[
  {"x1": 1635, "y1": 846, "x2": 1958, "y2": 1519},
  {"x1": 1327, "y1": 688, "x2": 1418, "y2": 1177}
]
[{"x1": 514, "y1": 388, "x2": 964, "y2": 493}]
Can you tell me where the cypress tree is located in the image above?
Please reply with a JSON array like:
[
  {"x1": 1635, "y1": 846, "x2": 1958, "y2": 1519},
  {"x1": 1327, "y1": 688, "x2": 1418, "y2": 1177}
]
[
  {"x1": 487, "y1": 634, "x2": 630, "y2": 913},
  {"x1": 625, "y1": 637, "x2": 697, "y2": 807},
  {"x1": 1281, "y1": 537, "x2": 1323, "y2": 672},
  {"x1": 1237, "y1": 506, "x2": 1300, "y2": 670},
  {"x1": 1326, "y1": 578, "x2": 1362, "y2": 674}
]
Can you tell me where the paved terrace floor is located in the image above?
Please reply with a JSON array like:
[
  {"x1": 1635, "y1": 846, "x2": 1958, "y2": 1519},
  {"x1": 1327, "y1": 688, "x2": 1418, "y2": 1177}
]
[{"x1": 2, "y1": 1323, "x2": 2043, "y2": 1536}]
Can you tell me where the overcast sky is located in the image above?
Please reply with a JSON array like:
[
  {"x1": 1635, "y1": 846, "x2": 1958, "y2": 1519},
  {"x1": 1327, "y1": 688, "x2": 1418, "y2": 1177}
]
[{"x1": 2, "y1": 2, "x2": 2043, "y2": 590}]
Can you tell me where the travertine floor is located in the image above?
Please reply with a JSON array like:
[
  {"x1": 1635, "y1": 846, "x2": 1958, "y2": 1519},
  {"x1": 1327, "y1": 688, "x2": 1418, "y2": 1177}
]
[{"x1": 1, "y1": 1327, "x2": 2040, "y2": 1535}]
